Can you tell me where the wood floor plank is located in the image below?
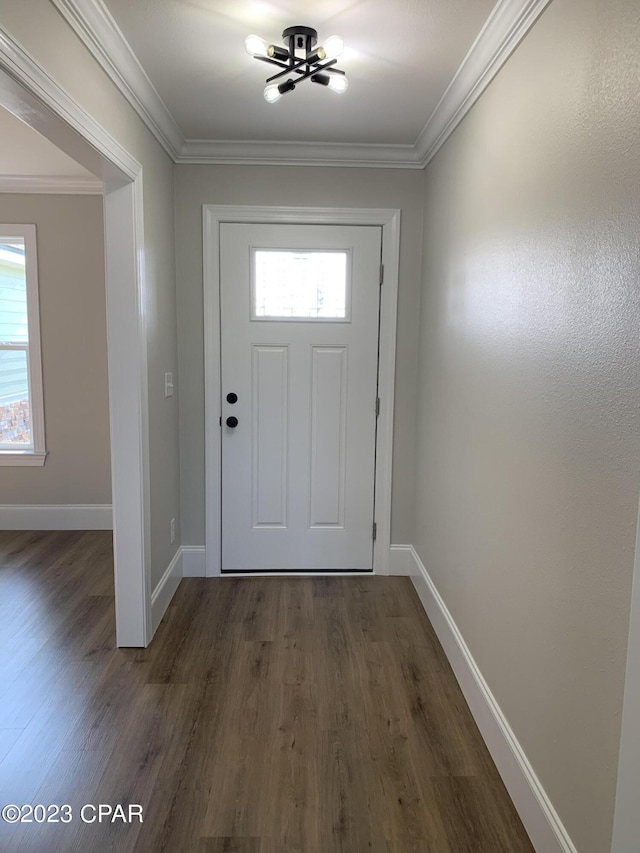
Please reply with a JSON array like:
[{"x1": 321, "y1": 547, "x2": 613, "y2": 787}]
[
  {"x1": 432, "y1": 775, "x2": 534, "y2": 852},
  {"x1": 198, "y1": 838, "x2": 261, "y2": 852},
  {"x1": 0, "y1": 532, "x2": 534, "y2": 852},
  {"x1": 11, "y1": 749, "x2": 108, "y2": 853},
  {"x1": 0, "y1": 728, "x2": 22, "y2": 765},
  {"x1": 202, "y1": 639, "x2": 276, "y2": 837},
  {"x1": 0, "y1": 666, "x2": 94, "y2": 803}
]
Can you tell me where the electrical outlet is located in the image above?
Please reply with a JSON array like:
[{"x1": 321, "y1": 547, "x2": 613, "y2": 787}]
[
  {"x1": 170, "y1": 518, "x2": 176, "y2": 544},
  {"x1": 164, "y1": 372, "x2": 174, "y2": 398}
]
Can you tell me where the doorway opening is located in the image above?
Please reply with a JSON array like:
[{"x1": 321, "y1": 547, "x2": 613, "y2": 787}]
[{"x1": 0, "y1": 36, "x2": 151, "y2": 646}]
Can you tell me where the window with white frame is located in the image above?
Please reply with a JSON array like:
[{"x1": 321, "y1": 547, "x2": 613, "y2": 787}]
[{"x1": 0, "y1": 225, "x2": 46, "y2": 465}]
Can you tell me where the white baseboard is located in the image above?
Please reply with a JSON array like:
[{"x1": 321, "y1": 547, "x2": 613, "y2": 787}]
[
  {"x1": 0, "y1": 504, "x2": 113, "y2": 530},
  {"x1": 389, "y1": 543, "x2": 413, "y2": 575},
  {"x1": 150, "y1": 548, "x2": 182, "y2": 635},
  {"x1": 182, "y1": 545, "x2": 206, "y2": 577},
  {"x1": 399, "y1": 545, "x2": 577, "y2": 853}
]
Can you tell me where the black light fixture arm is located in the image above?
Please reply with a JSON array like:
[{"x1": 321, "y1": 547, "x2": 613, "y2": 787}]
[
  {"x1": 265, "y1": 57, "x2": 338, "y2": 86},
  {"x1": 262, "y1": 54, "x2": 310, "y2": 83},
  {"x1": 254, "y1": 55, "x2": 292, "y2": 72}
]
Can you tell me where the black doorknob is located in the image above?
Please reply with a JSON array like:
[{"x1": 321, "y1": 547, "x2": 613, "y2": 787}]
[
  {"x1": 226, "y1": 416, "x2": 238, "y2": 428},
  {"x1": 226, "y1": 392, "x2": 238, "y2": 404}
]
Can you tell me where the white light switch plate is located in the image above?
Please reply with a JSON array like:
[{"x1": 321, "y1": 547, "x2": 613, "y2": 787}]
[{"x1": 164, "y1": 372, "x2": 174, "y2": 397}]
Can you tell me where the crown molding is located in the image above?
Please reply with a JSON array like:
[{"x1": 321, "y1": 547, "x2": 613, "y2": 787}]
[
  {"x1": 176, "y1": 139, "x2": 422, "y2": 169},
  {"x1": 0, "y1": 175, "x2": 103, "y2": 194},
  {"x1": 48, "y1": 0, "x2": 552, "y2": 170},
  {"x1": 416, "y1": 0, "x2": 554, "y2": 166},
  {"x1": 50, "y1": 0, "x2": 184, "y2": 159}
]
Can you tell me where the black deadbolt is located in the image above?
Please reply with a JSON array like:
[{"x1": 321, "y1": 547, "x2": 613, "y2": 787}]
[
  {"x1": 226, "y1": 416, "x2": 238, "y2": 428},
  {"x1": 226, "y1": 392, "x2": 238, "y2": 404}
]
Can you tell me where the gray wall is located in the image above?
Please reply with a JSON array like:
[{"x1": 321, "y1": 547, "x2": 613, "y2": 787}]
[
  {"x1": 174, "y1": 165, "x2": 424, "y2": 548},
  {"x1": 1, "y1": 0, "x2": 182, "y2": 586},
  {"x1": 0, "y1": 193, "x2": 111, "y2": 505},
  {"x1": 414, "y1": 1, "x2": 640, "y2": 850}
]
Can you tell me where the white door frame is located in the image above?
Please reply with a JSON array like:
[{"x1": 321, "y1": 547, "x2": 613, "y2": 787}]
[
  {"x1": 0, "y1": 27, "x2": 152, "y2": 646},
  {"x1": 612, "y1": 498, "x2": 640, "y2": 851},
  {"x1": 203, "y1": 205, "x2": 400, "y2": 578}
]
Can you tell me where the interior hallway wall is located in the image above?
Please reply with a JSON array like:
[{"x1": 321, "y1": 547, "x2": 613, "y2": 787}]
[
  {"x1": 174, "y1": 165, "x2": 425, "y2": 549},
  {"x1": 0, "y1": 193, "x2": 111, "y2": 506},
  {"x1": 414, "y1": 0, "x2": 640, "y2": 850}
]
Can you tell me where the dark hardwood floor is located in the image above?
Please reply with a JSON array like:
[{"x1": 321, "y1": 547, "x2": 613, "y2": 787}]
[{"x1": 0, "y1": 531, "x2": 533, "y2": 852}]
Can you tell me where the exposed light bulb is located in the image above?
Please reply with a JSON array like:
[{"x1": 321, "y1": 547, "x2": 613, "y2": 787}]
[
  {"x1": 320, "y1": 35, "x2": 344, "y2": 60},
  {"x1": 264, "y1": 83, "x2": 283, "y2": 103},
  {"x1": 327, "y1": 74, "x2": 348, "y2": 94},
  {"x1": 264, "y1": 79, "x2": 296, "y2": 102},
  {"x1": 245, "y1": 34, "x2": 269, "y2": 57}
]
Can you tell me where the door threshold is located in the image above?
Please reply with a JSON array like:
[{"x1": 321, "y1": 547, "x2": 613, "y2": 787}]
[{"x1": 220, "y1": 569, "x2": 374, "y2": 577}]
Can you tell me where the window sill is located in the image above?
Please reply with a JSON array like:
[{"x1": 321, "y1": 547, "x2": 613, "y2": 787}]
[{"x1": 0, "y1": 451, "x2": 48, "y2": 467}]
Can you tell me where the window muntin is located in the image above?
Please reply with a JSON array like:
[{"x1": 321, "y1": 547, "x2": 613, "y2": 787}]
[
  {"x1": 0, "y1": 225, "x2": 45, "y2": 462},
  {"x1": 251, "y1": 249, "x2": 351, "y2": 321}
]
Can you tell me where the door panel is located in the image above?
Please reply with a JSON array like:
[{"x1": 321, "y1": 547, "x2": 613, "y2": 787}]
[
  {"x1": 252, "y1": 344, "x2": 288, "y2": 528},
  {"x1": 220, "y1": 222, "x2": 381, "y2": 571},
  {"x1": 310, "y1": 346, "x2": 348, "y2": 528}
]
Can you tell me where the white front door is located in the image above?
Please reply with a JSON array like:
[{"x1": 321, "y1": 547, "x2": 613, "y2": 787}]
[{"x1": 220, "y1": 222, "x2": 382, "y2": 572}]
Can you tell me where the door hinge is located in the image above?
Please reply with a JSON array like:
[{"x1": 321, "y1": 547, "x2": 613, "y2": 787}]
[
  {"x1": 375, "y1": 397, "x2": 380, "y2": 417},
  {"x1": 219, "y1": 416, "x2": 222, "y2": 426},
  {"x1": 379, "y1": 263, "x2": 384, "y2": 286},
  {"x1": 372, "y1": 522, "x2": 377, "y2": 541}
]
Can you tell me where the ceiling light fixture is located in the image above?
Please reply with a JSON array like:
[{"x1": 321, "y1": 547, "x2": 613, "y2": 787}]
[{"x1": 245, "y1": 26, "x2": 348, "y2": 103}]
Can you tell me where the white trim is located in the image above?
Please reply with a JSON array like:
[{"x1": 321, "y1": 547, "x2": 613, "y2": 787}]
[
  {"x1": 0, "y1": 29, "x2": 152, "y2": 647},
  {"x1": 0, "y1": 175, "x2": 103, "y2": 194},
  {"x1": 182, "y1": 545, "x2": 206, "y2": 578},
  {"x1": 0, "y1": 25, "x2": 139, "y2": 182},
  {"x1": 104, "y1": 177, "x2": 152, "y2": 647},
  {"x1": 373, "y1": 212, "x2": 400, "y2": 575},
  {"x1": 0, "y1": 503, "x2": 112, "y2": 529},
  {"x1": 388, "y1": 543, "x2": 412, "y2": 576},
  {"x1": 49, "y1": 0, "x2": 183, "y2": 160},
  {"x1": 415, "y1": 0, "x2": 553, "y2": 165},
  {"x1": 612, "y1": 495, "x2": 640, "y2": 852},
  {"x1": 203, "y1": 206, "x2": 399, "y2": 578},
  {"x1": 0, "y1": 451, "x2": 47, "y2": 466},
  {"x1": 402, "y1": 545, "x2": 577, "y2": 853},
  {"x1": 150, "y1": 547, "x2": 182, "y2": 634},
  {"x1": 178, "y1": 139, "x2": 422, "y2": 169},
  {"x1": 22, "y1": 225, "x2": 43, "y2": 454}
]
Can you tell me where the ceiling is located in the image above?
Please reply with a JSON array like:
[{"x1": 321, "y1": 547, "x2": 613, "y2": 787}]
[
  {"x1": 101, "y1": 0, "x2": 496, "y2": 146},
  {"x1": 0, "y1": 106, "x2": 101, "y2": 190},
  {"x1": 6, "y1": 0, "x2": 548, "y2": 170}
]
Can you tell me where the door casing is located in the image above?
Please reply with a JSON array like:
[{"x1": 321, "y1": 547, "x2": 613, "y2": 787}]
[{"x1": 203, "y1": 205, "x2": 401, "y2": 577}]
